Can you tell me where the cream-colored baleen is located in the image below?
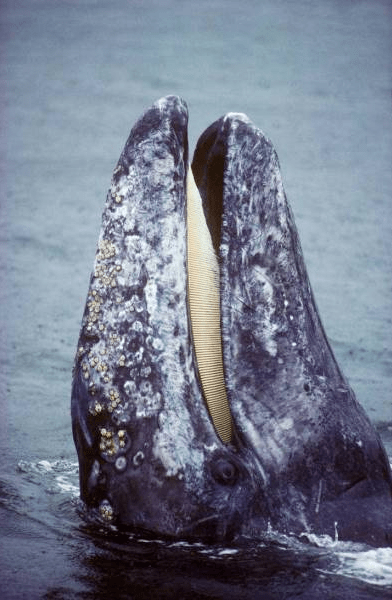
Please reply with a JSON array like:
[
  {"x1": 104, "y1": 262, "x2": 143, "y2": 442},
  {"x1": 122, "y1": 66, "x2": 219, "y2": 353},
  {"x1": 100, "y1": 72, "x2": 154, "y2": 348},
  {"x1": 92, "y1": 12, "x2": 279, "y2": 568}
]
[{"x1": 186, "y1": 167, "x2": 232, "y2": 443}]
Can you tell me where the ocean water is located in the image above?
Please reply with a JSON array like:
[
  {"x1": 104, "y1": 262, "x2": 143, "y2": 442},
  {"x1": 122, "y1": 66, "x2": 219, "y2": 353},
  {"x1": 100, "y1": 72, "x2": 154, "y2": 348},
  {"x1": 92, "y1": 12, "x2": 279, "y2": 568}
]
[
  {"x1": 1, "y1": 458, "x2": 392, "y2": 599},
  {"x1": 1, "y1": 0, "x2": 391, "y2": 598}
]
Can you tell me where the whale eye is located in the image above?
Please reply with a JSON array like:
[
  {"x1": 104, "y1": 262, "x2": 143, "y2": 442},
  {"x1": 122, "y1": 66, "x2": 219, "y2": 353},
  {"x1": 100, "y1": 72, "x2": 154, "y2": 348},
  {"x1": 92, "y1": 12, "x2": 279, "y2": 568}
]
[{"x1": 212, "y1": 458, "x2": 238, "y2": 486}]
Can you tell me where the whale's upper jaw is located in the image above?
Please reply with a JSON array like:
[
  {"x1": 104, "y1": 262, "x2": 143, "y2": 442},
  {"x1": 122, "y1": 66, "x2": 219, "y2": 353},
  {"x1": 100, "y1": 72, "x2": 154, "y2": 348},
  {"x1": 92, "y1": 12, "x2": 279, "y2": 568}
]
[
  {"x1": 71, "y1": 95, "x2": 241, "y2": 538},
  {"x1": 71, "y1": 96, "x2": 392, "y2": 545}
]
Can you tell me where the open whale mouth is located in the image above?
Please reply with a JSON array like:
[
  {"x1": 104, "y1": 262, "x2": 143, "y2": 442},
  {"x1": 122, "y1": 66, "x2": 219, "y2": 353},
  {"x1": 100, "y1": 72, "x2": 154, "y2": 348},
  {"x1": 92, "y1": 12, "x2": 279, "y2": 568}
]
[
  {"x1": 71, "y1": 93, "x2": 325, "y2": 488},
  {"x1": 71, "y1": 95, "x2": 392, "y2": 545}
]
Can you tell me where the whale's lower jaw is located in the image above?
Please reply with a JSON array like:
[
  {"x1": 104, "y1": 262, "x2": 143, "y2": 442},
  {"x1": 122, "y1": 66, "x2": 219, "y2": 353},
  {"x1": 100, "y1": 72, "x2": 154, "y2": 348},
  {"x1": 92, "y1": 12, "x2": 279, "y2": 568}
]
[{"x1": 71, "y1": 96, "x2": 392, "y2": 547}]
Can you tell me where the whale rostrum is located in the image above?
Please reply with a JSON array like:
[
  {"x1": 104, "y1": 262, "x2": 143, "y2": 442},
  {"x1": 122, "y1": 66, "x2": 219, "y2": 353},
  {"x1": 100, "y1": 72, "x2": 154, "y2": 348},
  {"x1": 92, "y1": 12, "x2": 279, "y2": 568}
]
[{"x1": 71, "y1": 96, "x2": 392, "y2": 546}]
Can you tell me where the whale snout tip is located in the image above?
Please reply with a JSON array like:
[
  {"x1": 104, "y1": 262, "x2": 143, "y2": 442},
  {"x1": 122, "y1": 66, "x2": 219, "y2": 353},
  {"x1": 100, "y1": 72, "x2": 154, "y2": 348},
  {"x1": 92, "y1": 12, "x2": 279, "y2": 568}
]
[{"x1": 154, "y1": 94, "x2": 188, "y2": 116}]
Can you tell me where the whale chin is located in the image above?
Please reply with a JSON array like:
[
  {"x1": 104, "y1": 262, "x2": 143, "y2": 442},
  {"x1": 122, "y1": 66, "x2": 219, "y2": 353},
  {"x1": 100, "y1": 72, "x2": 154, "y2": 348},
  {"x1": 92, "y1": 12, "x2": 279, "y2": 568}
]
[{"x1": 71, "y1": 95, "x2": 392, "y2": 547}]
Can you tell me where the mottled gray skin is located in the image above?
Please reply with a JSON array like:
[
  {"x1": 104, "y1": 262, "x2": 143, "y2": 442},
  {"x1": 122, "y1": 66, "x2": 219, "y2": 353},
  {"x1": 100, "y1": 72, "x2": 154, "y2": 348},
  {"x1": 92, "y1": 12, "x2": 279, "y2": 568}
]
[{"x1": 72, "y1": 96, "x2": 392, "y2": 546}]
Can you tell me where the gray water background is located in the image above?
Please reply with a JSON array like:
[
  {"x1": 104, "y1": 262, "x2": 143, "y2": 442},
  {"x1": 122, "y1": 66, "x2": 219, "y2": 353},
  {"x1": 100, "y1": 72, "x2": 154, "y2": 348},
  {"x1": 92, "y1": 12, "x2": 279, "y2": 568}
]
[{"x1": 0, "y1": 0, "x2": 391, "y2": 598}]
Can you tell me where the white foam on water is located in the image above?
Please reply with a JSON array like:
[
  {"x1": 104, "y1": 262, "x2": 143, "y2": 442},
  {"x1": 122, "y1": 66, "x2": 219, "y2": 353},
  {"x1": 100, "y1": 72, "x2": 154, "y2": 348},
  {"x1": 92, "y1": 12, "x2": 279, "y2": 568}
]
[
  {"x1": 268, "y1": 526, "x2": 392, "y2": 589},
  {"x1": 334, "y1": 548, "x2": 392, "y2": 587},
  {"x1": 17, "y1": 459, "x2": 80, "y2": 496},
  {"x1": 299, "y1": 531, "x2": 392, "y2": 587},
  {"x1": 18, "y1": 459, "x2": 78, "y2": 474},
  {"x1": 54, "y1": 475, "x2": 79, "y2": 496}
]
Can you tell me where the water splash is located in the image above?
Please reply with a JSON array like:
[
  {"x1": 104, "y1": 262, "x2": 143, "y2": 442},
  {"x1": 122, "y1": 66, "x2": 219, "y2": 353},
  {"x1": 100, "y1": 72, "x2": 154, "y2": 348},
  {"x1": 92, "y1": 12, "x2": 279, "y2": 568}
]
[
  {"x1": 17, "y1": 458, "x2": 79, "y2": 496},
  {"x1": 334, "y1": 548, "x2": 392, "y2": 587}
]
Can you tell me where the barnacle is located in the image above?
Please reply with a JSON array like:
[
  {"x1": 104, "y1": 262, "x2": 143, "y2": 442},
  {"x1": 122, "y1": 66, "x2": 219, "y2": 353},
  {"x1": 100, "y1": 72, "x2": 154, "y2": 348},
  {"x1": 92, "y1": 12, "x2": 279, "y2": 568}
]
[{"x1": 99, "y1": 500, "x2": 114, "y2": 521}]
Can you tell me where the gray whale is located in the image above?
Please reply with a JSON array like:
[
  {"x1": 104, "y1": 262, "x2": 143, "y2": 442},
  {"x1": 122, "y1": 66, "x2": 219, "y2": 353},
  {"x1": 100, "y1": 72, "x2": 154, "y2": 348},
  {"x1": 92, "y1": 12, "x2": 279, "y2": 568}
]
[{"x1": 71, "y1": 95, "x2": 392, "y2": 546}]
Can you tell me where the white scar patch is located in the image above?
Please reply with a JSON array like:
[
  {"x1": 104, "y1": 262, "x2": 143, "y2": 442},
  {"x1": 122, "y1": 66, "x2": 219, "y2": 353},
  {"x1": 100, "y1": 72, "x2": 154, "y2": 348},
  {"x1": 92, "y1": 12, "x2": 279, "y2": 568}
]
[{"x1": 186, "y1": 167, "x2": 232, "y2": 443}]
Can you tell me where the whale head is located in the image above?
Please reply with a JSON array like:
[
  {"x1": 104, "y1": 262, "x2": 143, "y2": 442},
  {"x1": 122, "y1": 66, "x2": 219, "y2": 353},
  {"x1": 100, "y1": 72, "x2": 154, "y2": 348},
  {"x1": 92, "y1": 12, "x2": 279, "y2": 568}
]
[{"x1": 71, "y1": 96, "x2": 392, "y2": 546}]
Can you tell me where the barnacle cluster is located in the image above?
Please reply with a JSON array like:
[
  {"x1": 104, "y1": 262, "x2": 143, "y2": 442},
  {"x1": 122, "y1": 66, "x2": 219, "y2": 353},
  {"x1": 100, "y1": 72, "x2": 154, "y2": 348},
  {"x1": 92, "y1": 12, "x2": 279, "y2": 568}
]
[
  {"x1": 86, "y1": 290, "x2": 103, "y2": 326},
  {"x1": 87, "y1": 387, "x2": 122, "y2": 416},
  {"x1": 108, "y1": 388, "x2": 121, "y2": 412},
  {"x1": 81, "y1": 362, "x2": 90, "y2": 380},
  {"x1": 99, "y1": 500, "x2": 114, "y2": 522},
  {"x1": 89, "y1": 353, "x2": 107, "y2": 372},
  {"x1": 97, "y1": 238, "x2": 116, "y2": 260},
  {"x1": 99, "y1": 427, "x2": 127, "y2": 456},
  {"x1": 94, "y1": 263, "x2": 122, "y2": 288},
  {"x1": 99, "y1": 428, "x2": 115, "y2": 453},
  {"x1": 87, "y1": 350, "x2": 111, "y2": 384}
]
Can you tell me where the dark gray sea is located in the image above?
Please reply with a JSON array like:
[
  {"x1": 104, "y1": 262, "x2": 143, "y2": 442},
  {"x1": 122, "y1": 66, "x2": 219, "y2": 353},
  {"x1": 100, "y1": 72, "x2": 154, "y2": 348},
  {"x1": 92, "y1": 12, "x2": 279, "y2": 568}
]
[{"x1": 1, "y1": 0, "x2": 391, "y2": 598}]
